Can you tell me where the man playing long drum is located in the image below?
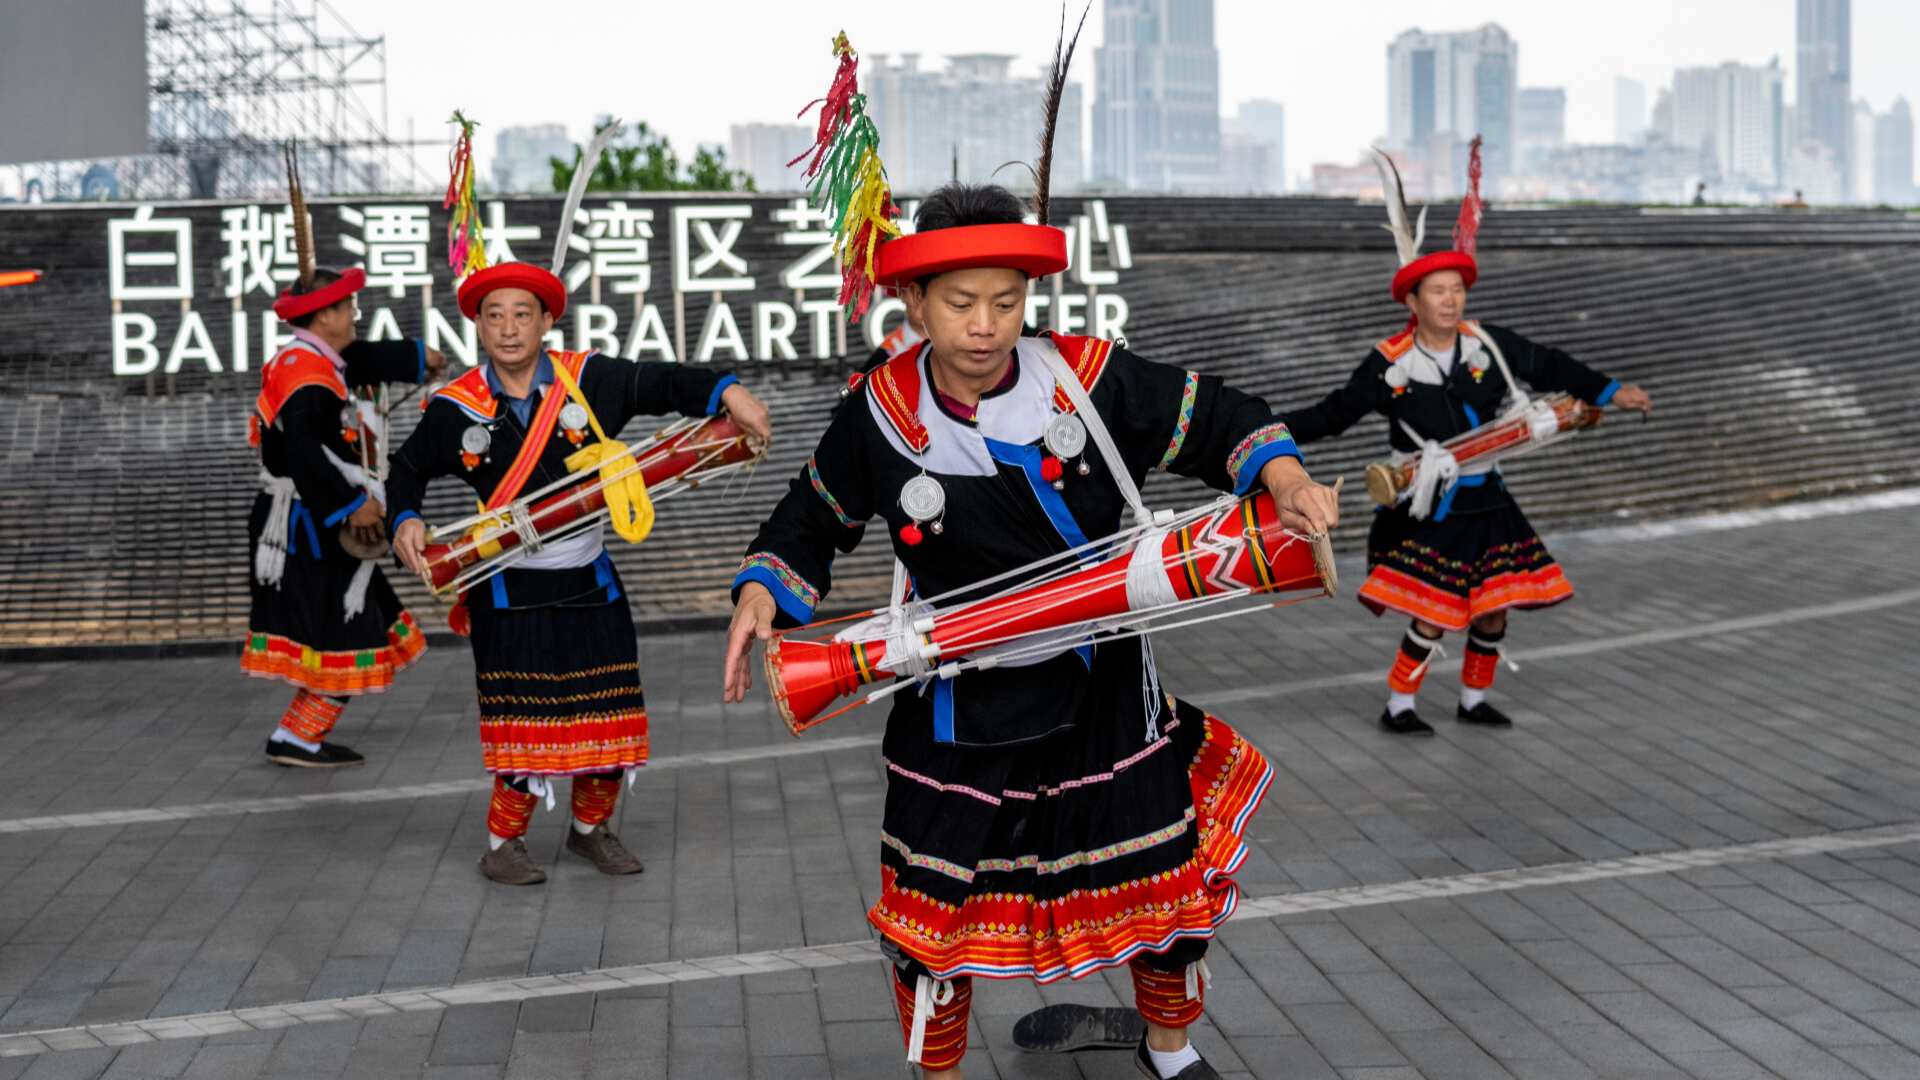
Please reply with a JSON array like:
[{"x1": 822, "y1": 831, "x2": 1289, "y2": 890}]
[
  {"x1": 388, "y1": 255, "x2": 771, "y2": 885},
  {"x1": 243, "y1": 148, "x2": 444, "y2": 769},
  {"x1": 724, "y1": 179, "x2": 1338, "y2": 1079},
  {"x1": 1283, "y1": 139, "x2": 1651, "y2": 736}
]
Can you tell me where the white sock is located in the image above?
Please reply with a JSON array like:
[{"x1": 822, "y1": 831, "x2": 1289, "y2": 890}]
[
  {"x1": 270, "y1": 726, "x2": 322, "y2": 752},
  {"x1": 1148, "y1": 1041, "x2": 1202, "y2": 1078},
  {"x1": 1460, "y1": 687, "x2": 1486, "y2": 711},
  {"x1": 488, "y1": 832, "x2": 512, "y2": 851},
  {"x1": 1386, "y1": 691, "x2": 1418, "y2": 716},
  {"x1": 571, "y1": 817, "x2": 596, "y2": 835}
]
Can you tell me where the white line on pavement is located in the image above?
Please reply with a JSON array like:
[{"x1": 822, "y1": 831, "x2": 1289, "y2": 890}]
[
  {"x1": 7, "y1": 818, "x2": 1920, "y2": 1058},
  {"x1": 1184, "y1": 585, "x2": 1920, "y2": 709},
  {"x1": 0, "y1": 735, "x2": 886, "y2": 836},
  {"x1": 1549, "y1": 486, "x2": 1920, "y2": 546},
  {"x1": 5, "y1": 585, "x2": 1916, "y2": 836}
]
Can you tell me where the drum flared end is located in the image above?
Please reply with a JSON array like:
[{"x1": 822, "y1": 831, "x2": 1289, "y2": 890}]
[
  {"x1": 1364, "y1": 461, "x2": 1400, "y2": 507},
  {"x1": 763, "y1": 637, "x2": 806, "y2": 738}
]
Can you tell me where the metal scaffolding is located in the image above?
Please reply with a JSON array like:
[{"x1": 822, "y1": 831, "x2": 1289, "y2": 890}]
[{"x1": 17, "y1": 0, "x2": 431, "y2": 201}]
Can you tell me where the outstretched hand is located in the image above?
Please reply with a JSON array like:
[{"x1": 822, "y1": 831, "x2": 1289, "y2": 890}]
[
  {"x1": 1609, "y1": 384, "x2": 1652, "y2": 413},
  {"x1": 1261, "y1": 456, "x2": 1340, "y2": 535},
  {"x1": 721, "y1": 384, "x2": 773, "y2": 447},
  {"x1": 724, "y1": 582, "x2": 778, "y2": 703}
]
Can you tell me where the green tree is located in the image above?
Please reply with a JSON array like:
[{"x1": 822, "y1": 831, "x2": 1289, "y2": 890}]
[{"x1": 550, "y1": 121, "x2": 755, "y2": 193}]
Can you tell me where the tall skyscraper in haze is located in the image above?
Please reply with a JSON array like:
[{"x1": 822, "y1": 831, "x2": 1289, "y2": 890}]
[
  {"x1": 1797, "y1": 0, "x2": 1851, "y2": 188},
  {"x1": 1672, "y1": 60, "x2": 1786, "y2": 190},
  {"x1": 1615, "y1": 77, "x2": 1647, "y2": 145},
  {"x1": 494, "y1": 124, "x2": 572, "y2": 194},
  {"x1": 1091, "y1": 0, "x2": 1220, "y2": 190},
  {"x1": 864, "y1": 54, "x2": 1082, "y2": 195},
  {"x1": 730, "y1": 123, "x2": 814, "y2": 193},
  {"x1": 1516, "y1": 88, "x2": 1565, "y2": 174},
  {"x1": 1221, "y1": 99, "x2": 1284, "y2": 193},
  {"x1": 1386, "y1": 24, "x2": 1518, "y2": 185},
  {"x1": 1876, "y1": 98, "x2": 1915, "y2": 204}
]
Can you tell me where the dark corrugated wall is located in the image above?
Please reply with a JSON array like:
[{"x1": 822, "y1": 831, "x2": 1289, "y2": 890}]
[{"x1": 3, "y1": 200, "x2": 1918, "y2": 646}]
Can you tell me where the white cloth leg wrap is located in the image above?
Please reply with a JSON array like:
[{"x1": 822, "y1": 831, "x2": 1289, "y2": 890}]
[
  {"x1": 905, "y1": 975, "x2": 954, "y2": 1065},
  {"x1": 1185, "y1": 957, "x2": 1212, "y2": 1002},
  {"x1": 524, "y1": 775, "x2": 556, "y2": 812}
]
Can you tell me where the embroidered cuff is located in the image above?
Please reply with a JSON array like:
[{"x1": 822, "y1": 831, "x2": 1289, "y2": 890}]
[
  {"x1": 1595, "y1": 380, "x2": 1620, "y2": 407},
  {"x1": 734, "y1": 552, "x2": 819, "y2": 624},
  {"x1": 707, "y1": 374, "x2": 741, "y2": 416},
  {"x1": 323, "y1": 491, "x2": 368, "y2": 527},
  {"x1": 392, "y1": 509, "x2": 423, "y2": 532},
  {"x1": 1227, "y1": 422, "x2": 1303, "y2": 495}
]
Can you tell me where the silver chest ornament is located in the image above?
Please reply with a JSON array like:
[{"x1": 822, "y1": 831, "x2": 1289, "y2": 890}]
[
  {"x1": 460, "y1": 424, "x2": 492, "y2": 469},
  {"x1": 897, "y1": 473, "x2": 945, "y2": 547},
  {"x1": 1384, "y1": 361, "x2": 1411, "y2": 395},
  {"x1": 1042, "y1": 411, "x2": 1090, "y2": 489},
  {"x1": 559, "y1": 401, "x2": 591, "y2": 444}
]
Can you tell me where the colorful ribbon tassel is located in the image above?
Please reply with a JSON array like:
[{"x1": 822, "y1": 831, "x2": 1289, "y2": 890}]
[{"x1": 790, "y1": 32, "x2": 900, "y2": 322}]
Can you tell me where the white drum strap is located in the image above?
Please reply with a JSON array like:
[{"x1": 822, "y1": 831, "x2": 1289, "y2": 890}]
[
  {"x1": 1397, "y1": 420, "x2": 1459, "y2": 521},
  {"x1": 322, "y1": 445, "x2": 388, "y2": 620},
  {"x1": 255, "y1": 470, "x2": 297, "y2": 587},
  {"x1": 1033, "y1": 339, "x2": 1154, "y2": 529},
  {"x1": 1466, "y1": 321, "x2": 1529, "y2": 412}
]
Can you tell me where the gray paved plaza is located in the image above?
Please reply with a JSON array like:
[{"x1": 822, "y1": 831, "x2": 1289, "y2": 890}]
[{"x1": 0, "y1": 494, "x2": 1917, "y2": 1079}]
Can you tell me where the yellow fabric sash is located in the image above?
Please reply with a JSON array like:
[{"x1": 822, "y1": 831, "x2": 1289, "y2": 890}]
[{"x1": 551, "y1": 359, "x2": 654, "y2": 545}]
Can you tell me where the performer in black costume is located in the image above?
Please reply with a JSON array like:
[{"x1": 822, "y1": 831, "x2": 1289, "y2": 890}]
[
  {"x1": 726, "y1": 182, "x2": 1339, "y2": 1080},
  {"x1": 1284, "y1": 142, "x2": 1651, "y2": 735},
  {"x1": 242, "y1": 164, "x2": 445, "y2": 768},
  {"x1": 389, "y1": 261, "x2": 771, "y2": 884}
]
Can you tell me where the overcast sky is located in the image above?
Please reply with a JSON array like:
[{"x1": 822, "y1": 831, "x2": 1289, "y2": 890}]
[{"x1": 326, "y1": 0, "x2": 1919, "y2": 191}]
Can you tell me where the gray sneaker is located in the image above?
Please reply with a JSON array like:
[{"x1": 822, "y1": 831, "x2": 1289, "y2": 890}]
[
  {"x1": 565, "y1": 824, "x2": 644, "y2": 875},
  {"x1": 478, "y1": 838, "x2": 547, "y2": 885}
]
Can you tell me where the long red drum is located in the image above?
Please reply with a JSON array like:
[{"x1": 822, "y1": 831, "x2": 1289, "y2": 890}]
[
  {"x1": 766, "y1": 490, "x2": 1332, "y2": 733},
  {"x1": 419, "y1": 416, "x2": 757, "y2": 594},
  {"x1": 1366, "y1": 393, "x2": 1602, "y2": 506}
]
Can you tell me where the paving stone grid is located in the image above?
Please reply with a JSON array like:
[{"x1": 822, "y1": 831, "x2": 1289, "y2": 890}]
[{"x1": 0, "y1": 498, "x2": 1916, "y2": 1079}]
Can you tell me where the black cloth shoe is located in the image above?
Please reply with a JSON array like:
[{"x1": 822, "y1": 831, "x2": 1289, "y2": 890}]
[
  {"x1": 264, "y1": 737, "x2": 365, "y2": 768},
  {"x1": 1012, "y1": 1004, "x2": 1146, "y2": 1053},
  {"x1": 1457, "y1": 700, "x2": 1513, "y2": 727},
  {"x1": 1378, "y1": 708, "x2": 1434, "y2": 736},
  {"x1": 1133, "y1": 1036, "x2": 1223, "y2": 1079}
]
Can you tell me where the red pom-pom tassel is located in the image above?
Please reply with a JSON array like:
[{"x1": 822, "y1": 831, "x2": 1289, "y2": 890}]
[
  {"x1": 1040, "y1": 456, "x2": 1064, "y2": 483},
  {"x1": 900, "y1": 523, "x2": 923, "y2": 546}
]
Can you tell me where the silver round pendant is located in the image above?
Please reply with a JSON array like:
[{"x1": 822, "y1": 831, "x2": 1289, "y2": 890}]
[
  {"x1": 460, "y1": 424, "x2": 492, "y2": 456},
  {"x1": 1044, "y1": 412, "x2": 1087, "y2": 460},
  {"x1": 340, "y1": 403, "x2": 361, "y2": 431},
  {"x1": 899, "y1": 474, "x2": 946, "y2": 523},
  {"x1": 559, "y1": 402, "x2": 590, "y2": 432}
]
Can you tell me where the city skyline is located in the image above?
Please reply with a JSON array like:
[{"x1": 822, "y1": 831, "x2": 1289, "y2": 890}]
[{"x1": 307, "y1": 0, "x2": 1917, "y2": 197}]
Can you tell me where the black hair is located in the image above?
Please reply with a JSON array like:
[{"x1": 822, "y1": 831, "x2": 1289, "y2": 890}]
[
  {"x1": 913, "y1": 183, "x2": 1028, "y2": 233},
  {"x1": 287, "y1": 268, "x2": 347, "y2": 329},
  {"x1": 911, "y1": 183, "x2": 1029, "y2": 289}
]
